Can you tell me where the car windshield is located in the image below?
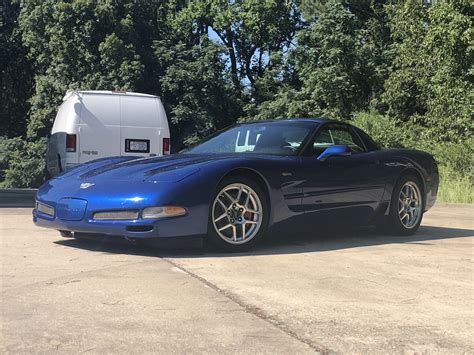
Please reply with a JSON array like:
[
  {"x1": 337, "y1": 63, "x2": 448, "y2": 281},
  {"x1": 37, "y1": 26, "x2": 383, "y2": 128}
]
[{"x1": 185, "y1": 122, "x2": 314, "y2": 156}]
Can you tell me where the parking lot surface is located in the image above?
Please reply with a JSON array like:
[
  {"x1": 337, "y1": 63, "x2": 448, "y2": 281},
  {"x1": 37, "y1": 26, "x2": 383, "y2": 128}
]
[{"x1": 1, "y1": 204, "x2": 473, "y2": 353}]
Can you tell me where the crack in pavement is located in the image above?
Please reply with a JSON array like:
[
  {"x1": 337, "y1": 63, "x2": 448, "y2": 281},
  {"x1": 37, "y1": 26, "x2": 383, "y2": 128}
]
[
  {"x1": 162, "y1": 257, "x2": 331, "y2": 354},
  {"x1": 0, "y1": 259, "x2": 149, "y2": 294}
]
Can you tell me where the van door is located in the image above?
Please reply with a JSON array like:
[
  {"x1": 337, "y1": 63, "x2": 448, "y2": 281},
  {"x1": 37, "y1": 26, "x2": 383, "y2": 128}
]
[
  {"x1": 78, "y1": 94, "x2": 121, "y2": 163},
  {"x1": 119, "y1": 96, "x2": 163, "y2": 157}
]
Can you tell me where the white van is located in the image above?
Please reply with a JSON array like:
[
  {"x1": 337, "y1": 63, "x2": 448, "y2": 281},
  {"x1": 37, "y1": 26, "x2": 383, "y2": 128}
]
[{"x1": 46, "y1": 90, "x2": 170, "y2": 176}]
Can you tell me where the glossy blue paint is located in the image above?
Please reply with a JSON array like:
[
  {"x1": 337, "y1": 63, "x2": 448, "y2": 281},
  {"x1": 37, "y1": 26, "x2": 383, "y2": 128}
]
[
  {"x1": 33, "y1": 119, "x2": 439, "y2": 240},
  {"x1": 317, "y1": 144, "x2": 351, "y2": 162},
  {"x1": 56, "y1": 198, "x2": 88, "y2": 221}
]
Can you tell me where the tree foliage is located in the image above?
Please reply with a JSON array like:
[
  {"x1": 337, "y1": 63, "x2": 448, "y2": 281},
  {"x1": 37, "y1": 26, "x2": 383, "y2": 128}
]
[
  {"x1": 0, "y1": 0, "x2": 472, "y2": 190},
  {"x1": 154, "y1": 37, "x2": 241, "y2": 148},
  {"x1": 1, "y1": 138, "x2": 47, "y2": 188},
  {"x1": 250, "y1": 0, "x2": 379, "y2": 120},
  {"x1": 0, "y1": 0, "x2": 33, "y2": 138},
  {"x1": 18, "y1": 0, "x2": 151, "y2": 139},
  {"x1": 382, "y1": 0, "x2": 473, "y2": 143},
  {"x1": 173, "y1": 0, "x2": 301, "y2": 92}
]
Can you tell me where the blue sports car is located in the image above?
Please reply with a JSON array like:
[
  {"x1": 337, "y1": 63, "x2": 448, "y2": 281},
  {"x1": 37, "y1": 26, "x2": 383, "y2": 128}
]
[{"x1": 33, "y1": 119, "x2": 438, "y2": 251}]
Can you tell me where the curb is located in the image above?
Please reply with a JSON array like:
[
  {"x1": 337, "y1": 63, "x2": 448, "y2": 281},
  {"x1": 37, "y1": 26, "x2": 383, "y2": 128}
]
[{"x1": 0, "y1": 189, "x2": 37, "y2": 207}]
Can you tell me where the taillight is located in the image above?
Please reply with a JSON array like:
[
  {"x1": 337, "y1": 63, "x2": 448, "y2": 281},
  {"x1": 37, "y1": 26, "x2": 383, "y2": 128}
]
[
  {"x1": 163, "y1": 137, "x2": 170, "y2": 155},
  {"x1": 66, "y1": 134, "x2": 76, "y2": 152}
]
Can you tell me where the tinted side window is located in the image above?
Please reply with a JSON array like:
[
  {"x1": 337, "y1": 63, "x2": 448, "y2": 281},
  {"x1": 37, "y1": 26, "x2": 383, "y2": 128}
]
[
  {"x1": 354, "y1": 127, "x2": 380, "y2": 151},
  {"x1": 309, "y1": 125, "x2": 366, "y2": 156}
]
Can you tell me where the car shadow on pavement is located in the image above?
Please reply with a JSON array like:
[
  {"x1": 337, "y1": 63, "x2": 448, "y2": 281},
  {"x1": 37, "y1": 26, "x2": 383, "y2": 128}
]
[{"x1": 54, "y1": 224, "x2": 474, "y2": 258}]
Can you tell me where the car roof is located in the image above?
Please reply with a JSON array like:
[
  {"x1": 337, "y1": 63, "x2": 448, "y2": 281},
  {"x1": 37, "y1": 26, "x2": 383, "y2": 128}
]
[{"x1": 241, "y1": 118, "x2": 339, "y2": 125}]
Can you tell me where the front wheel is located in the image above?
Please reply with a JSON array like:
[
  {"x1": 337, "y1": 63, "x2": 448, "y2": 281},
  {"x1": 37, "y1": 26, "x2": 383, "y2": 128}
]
[
  {"x1": 384, "y1": 174, "x2": 424, "y2": 235},
  {"x1": 207, "y1": 176, "x2": 268, "y2": 252}
]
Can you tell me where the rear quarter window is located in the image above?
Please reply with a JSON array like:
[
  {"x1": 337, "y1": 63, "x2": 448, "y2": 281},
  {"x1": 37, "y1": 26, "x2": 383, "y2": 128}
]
[{"x1": 354, "y1": 128, "x2": 380, "y2": 151}]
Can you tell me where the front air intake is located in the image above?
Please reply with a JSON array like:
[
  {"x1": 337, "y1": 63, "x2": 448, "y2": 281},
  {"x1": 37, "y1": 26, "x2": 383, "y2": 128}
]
[
  {"x1": 93, "y1": 210, "x2": 139, "y2": 220},
  {"x1": 126, "y1": 225, "x2": 153, "y2": 232}
]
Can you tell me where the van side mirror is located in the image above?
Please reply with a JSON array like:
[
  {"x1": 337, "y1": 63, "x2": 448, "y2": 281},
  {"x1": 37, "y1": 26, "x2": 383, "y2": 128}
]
[{"x1": 317, "y1": 145, "x2": 351, "y2": 162}]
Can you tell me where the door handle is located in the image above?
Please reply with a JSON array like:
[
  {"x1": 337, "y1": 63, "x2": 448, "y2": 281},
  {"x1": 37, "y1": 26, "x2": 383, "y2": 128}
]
[{"x1": 368, "y1": 160, "x2": 380, "y2": 165}]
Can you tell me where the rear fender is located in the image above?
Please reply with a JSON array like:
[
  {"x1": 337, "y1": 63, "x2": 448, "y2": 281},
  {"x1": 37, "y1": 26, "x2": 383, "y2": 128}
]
[{"x1": 383, "y1": 159, "x2": 432, "y2": 215}]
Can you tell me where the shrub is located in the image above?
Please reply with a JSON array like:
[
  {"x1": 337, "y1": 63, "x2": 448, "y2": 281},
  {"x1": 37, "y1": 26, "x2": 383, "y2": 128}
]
[
  {"x1": 353, "y1": 111, "x2": 473, "y2": 203},
  {"x1": 352, "y1": 111, "x2": 408, "y2": 148},
  {"x1": 430, "y1": 139, "x2": 474, "y2": 204},
  {"x1": 0, "y1": 136, "x2": 24, "y2": 185},
  {"x1": 0, "y1": 138, "x2": 47, "y2": 188},
  {"x1": 427, "y1": 139, "x2": 474, "y2": 179}
]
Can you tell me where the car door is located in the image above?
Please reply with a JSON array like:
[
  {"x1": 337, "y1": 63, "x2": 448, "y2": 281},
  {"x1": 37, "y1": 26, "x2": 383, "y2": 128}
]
[{"x1": 299, "y1": 124, "x2": 386, "y2": 224}]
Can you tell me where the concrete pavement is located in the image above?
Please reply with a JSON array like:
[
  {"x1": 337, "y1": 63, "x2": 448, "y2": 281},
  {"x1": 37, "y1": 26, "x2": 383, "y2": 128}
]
[{"x1": 1, "y1": 204, "x2": 473, "y2": 353}]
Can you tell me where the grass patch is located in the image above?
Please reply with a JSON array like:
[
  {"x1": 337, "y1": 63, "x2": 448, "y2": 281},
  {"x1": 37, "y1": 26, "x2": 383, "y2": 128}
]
[{"x1": 437, "y1": 171, "x2": 474, "y2": 204}]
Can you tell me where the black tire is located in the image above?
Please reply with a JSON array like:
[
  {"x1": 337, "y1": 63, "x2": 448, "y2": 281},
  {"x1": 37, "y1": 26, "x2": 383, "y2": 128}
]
[
  {"x1": 384, "y1": 173, "x2": 424, "y2": 235},
  {"x1": 59, "y1": 230, "x2": 73, "y2": 238},
  {"x1": 207, "y1": 175, "x2": 269, "y2": 252}
]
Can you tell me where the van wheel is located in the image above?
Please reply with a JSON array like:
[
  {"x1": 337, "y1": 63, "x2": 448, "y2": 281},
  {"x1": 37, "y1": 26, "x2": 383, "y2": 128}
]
[{"x1": 207, "y1": 176, "x2": 268, "y2": 252}]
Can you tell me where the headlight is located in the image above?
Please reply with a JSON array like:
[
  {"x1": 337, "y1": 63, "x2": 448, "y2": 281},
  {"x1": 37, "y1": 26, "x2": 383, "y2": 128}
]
[
  {"x1": 93, "y1": 210, "x2": 139, "y2": 220},
  {"x1": 36, "y1": 201, "x2": 54, "y2": 216},
  {"x1": 142, "y1": 206, "x2": 186, "y2": 219}
]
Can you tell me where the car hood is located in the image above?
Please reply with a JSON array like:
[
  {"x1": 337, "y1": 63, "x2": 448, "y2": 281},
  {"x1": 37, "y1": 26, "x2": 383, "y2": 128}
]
[
  {"x1": 73, "y1": 155, "x2": 210, "y2": 183},
  {"x1": 57, "y1": 154, "x2": 267, "y2": 183}
]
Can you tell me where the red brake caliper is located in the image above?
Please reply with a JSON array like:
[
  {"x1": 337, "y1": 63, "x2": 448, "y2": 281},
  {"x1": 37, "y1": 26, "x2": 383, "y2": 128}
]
[{"x1": 243, "y1": 211, "x2": 253, "y2": 220}]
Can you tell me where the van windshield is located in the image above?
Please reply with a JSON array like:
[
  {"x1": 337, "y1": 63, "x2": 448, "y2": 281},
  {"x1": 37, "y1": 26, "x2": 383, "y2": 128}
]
[{"x1": 185, "y1": 122, "x2": 314, "y2": 156}]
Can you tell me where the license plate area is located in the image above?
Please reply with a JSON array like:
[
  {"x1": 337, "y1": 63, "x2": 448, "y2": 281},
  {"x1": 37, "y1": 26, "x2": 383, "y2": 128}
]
[
  {"x1": 56, "y1": 198, "x2": 88, "y2": 221},
  {"x1": 125, "y1": 139, "x2": 150, "y2": 153}
]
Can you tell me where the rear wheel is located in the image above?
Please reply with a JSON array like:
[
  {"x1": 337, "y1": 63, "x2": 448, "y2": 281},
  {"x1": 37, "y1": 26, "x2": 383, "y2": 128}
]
[
  {"x1": 384, "y1": 174, "x2": 424, "y2": 235},
  {"x1": 207, "y1": 176, "x2": 268, "y2": 252}
]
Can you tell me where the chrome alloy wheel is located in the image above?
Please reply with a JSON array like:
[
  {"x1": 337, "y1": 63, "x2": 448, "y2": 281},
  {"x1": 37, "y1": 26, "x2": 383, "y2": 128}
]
[
  {"x1": 398, "y1": 181, "x2": 422, "y2": 229},
  {"x1": 212, "y1": 183, "x2": 263, "y2": 245}
]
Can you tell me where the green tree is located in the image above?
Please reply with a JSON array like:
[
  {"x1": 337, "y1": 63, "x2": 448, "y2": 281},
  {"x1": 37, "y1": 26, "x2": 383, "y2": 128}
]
[
  {"x1": 382, "y1": 0, "x2": 473, "y2": 143},
  {"x1": 19, "y1": 0, "x2": 148, "y2": 139},
  {"x1": 299, "y1": 0, "x2": 393, "y2": 107},
  {"x1": 252, "y1": 0, "x2": 377, "y2": 120},
  {"x1": 1, "y1": 138, "x2": 47, "y2": 188},
  {"x1": 0, "y1": 0, "x2": 33, "y2": 138},
  {"x1": 296, "y1": 0, "x2": 376, "y2": 119},
  {"x1": 299, "y1": 0, "x2": 389, "y2": 22},
  {"x1": 154, "y1": 37, "x2": 241, "y2": 148},
  {"x1": 174, "y1": 0, "x2": 301, "y2": 93}
]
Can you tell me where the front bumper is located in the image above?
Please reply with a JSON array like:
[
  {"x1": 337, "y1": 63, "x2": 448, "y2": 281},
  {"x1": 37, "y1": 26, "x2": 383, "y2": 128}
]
[
  {"x1": 33, "y1": 205, "x2": 206, "y2": 239},
  {"x1": 33, "y1": 175, "x2": 210, "y2": 239}
]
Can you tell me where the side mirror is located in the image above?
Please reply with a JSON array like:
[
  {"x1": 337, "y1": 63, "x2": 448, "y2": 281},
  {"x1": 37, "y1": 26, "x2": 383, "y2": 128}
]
[{"x1": 317, "y1": 145, "x2": 351, "y2": 162}]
